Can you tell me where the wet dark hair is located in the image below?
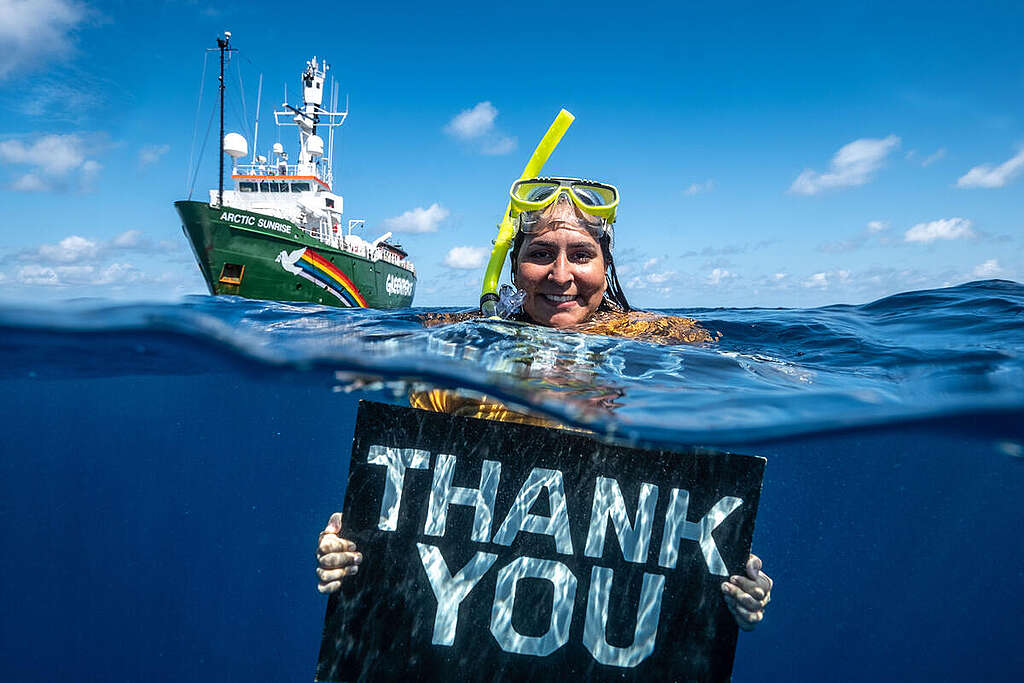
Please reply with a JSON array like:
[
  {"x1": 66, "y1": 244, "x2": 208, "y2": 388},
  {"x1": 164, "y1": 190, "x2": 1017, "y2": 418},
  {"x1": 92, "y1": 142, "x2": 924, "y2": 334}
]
[{"x1": 509, "y1": 228, "x2": 632, "y2": 314}]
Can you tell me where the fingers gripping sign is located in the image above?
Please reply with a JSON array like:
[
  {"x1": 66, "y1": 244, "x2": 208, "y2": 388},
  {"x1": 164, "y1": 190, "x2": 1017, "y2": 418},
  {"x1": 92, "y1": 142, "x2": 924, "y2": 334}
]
[
  {"x1": 720, "y1": 554, "x2": 772, "y2": 631},
  {"x1": 317, "y1": 512, "x2": 363, "y2": 594}
]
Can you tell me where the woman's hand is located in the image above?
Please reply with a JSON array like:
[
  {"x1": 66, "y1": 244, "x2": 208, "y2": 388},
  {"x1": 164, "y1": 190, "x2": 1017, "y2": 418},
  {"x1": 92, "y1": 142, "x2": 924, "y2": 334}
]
[
  {"x1": 316, "y1": 512, "x2": 363, "y2": 594},
  {"x1": 720, "y1": 554, "x2": 772, "y2": 630}
]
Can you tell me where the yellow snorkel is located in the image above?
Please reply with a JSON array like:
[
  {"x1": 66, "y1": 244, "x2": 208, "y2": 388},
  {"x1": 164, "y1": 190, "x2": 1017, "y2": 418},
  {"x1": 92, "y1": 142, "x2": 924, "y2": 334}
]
[{"x1": 479, "y1": 108, "x2": 575, "y2": 316}]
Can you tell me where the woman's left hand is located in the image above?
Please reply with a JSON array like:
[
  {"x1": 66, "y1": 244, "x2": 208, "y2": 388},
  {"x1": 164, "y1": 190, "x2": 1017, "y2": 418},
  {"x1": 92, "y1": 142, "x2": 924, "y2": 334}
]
[{"x1": 720, "y1": 554, "x2": 772, "y2": 631}]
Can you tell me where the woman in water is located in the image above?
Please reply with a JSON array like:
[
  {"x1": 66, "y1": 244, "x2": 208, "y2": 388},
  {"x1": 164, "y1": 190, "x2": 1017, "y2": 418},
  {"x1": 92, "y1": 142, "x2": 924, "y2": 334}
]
[{"x1": 316, "y1": 177, "x2": 773, "y2": 630}]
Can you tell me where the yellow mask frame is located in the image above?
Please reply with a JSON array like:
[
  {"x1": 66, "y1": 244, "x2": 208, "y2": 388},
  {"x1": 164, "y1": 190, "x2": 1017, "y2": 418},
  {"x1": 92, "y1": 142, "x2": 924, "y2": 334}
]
[{"x1": 509, "y1": 177, "x2": 619, "y2": 225}]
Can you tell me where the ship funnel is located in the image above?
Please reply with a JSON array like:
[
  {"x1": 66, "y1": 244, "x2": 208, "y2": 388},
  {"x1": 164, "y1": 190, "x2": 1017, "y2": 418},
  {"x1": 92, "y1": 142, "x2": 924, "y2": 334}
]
[
  {"x1": 307, "y1": 134, "x2": 324, "y2": 158},
  {"x1": 223, "y1": 132, "x2": 248, "y2": 159}
]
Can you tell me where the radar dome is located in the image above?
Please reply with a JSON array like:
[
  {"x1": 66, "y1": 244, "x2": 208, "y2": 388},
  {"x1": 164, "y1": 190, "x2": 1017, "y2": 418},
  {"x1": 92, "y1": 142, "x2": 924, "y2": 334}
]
[
  {"x1": 272, "y1": 142, "x2": 284, "y2": 155},
  {"x1": 223, "y1": 133, "x2": 248, "y2": 158},
  {"x1": 307, "y1": 134, "x2": 324, "y2": 157}
]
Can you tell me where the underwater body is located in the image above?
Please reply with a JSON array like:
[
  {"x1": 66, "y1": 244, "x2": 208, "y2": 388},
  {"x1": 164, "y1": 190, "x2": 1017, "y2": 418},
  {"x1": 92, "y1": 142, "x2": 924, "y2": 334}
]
[{"x1": 1, "y1": 279, "x2": 1022, "y2": 681}]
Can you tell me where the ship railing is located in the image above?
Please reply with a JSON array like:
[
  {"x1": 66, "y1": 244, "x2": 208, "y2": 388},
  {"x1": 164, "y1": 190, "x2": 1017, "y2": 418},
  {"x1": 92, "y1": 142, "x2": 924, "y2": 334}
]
[
  {"x1": 284, "y1": 227, "x2": 414, "y2": 268},
  {"x1": 373, "y1": 249, "x2": 414, "y2": 269},
  {"x1": 233, "y1": 163, "x2": 330, "y2": 186}
]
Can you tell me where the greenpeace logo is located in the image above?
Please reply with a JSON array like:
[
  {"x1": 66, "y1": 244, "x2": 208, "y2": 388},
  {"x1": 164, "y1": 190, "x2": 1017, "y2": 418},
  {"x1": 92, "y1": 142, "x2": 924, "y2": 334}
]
[{"x1": 386, "y1": 273, "x2": 414, "y2": 297}]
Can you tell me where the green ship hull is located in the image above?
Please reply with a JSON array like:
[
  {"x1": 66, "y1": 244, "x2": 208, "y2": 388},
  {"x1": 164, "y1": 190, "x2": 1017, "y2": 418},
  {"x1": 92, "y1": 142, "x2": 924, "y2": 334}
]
[{"x1": 175, "y1": 200, "x2": 416, "y2": 308}]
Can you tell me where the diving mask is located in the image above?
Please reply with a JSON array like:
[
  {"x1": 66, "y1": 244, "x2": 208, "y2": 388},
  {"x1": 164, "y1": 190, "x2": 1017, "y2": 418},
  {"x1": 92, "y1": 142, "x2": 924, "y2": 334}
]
[{"x1": 509, "y1": 177, "x2": 619, "y2": 238}]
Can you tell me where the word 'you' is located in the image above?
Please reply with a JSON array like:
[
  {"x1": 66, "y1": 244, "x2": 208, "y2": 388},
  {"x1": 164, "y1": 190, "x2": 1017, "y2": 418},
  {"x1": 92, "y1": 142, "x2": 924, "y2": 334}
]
[{"x1": 366, "y1": 445, "x2": 744, "y2": 668}]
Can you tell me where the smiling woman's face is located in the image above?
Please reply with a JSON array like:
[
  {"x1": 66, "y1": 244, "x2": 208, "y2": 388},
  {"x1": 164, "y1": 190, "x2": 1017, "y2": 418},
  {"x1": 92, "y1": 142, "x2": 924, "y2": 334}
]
[{"x1": 514, "y1": 199, "x2": 607, "y2": 328}]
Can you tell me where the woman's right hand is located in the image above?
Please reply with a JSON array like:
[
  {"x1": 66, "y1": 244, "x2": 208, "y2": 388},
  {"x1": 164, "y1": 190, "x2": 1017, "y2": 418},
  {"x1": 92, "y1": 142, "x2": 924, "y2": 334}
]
[{"x1": 316, "y1": 512, "x2": 363, "y2": 594}]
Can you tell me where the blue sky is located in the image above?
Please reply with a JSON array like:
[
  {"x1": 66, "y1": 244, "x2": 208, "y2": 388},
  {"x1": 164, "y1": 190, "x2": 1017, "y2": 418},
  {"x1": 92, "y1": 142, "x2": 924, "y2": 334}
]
[{"x1": 0, "y1": 0, "x2": 1021, "y2": 308}]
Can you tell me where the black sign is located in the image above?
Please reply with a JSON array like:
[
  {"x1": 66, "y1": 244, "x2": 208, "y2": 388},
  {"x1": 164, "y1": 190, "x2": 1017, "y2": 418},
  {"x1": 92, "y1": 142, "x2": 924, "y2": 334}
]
[{"x1": 316, "y1": 401, "x2": 765, "y2": 682}]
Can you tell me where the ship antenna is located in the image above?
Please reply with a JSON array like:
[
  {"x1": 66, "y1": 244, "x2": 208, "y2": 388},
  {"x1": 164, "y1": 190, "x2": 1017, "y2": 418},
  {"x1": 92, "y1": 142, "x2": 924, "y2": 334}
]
[{"x1": 252, "y1": 73, "x2": 263, "y2": 164}]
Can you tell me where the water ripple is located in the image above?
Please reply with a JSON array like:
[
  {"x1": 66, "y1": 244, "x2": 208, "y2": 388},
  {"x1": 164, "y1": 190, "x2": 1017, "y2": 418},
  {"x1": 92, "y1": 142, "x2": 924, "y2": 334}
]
[{"x1": 1, "y1": 280, "x2": 1021, "y2": 446}]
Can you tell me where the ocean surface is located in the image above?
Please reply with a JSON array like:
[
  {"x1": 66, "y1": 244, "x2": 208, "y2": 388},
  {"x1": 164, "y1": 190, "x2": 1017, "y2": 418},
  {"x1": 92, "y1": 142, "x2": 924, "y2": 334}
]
[{"x1": 1, "y1": 279, "x2": 1021, "y2": 681}]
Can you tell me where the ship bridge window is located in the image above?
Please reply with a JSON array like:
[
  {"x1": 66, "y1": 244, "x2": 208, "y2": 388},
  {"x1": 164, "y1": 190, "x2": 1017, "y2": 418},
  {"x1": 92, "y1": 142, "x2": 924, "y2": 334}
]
[
  {"x1": 325, "y1": 197, "x2": 335, "y2": 208},
  {"x1": 239, "y1": 182, "x2": 257, "y2": 192},
  {"x1": 292, "y1": 182, "x2": 310, "y2": 192}
]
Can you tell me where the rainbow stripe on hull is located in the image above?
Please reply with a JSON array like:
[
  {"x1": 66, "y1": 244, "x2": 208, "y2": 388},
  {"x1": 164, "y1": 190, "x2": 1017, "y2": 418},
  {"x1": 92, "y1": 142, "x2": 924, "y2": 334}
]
[{"x1": 292, "y1": 248, "x2": 367, "y2": 307}]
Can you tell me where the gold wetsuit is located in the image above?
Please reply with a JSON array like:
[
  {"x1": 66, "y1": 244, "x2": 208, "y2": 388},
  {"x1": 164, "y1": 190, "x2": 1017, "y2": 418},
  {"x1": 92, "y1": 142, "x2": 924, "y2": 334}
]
[
  {"x1": 420, "y1": 310, "x2": 717, "y2": 346},
  {"x1": 411, "y1": 310, "x2": 717, "y2": 425},
  {"x1": 409, "y1": 389, "x2": 560, "y2": 427}
]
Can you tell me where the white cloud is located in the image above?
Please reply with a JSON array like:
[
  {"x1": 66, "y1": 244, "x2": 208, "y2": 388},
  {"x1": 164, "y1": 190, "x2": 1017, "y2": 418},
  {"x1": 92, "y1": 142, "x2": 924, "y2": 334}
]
[
  {"x1": 0, "y1": 133, "x2": 85, "y2": 174},
  {"x1": 138, "y1": 143, "x2": 170, "y2": 167},
  {"x1": 37, "y1": 235, "x2": 99, "y2": 263},
  {"x1": 956, "y1": 148, "x2": 1024, "y2": 189},
  {"x1": 904, "y1": 217, "x2": 974, "y2": 244},
  {"x1": 445, "y1": 102, "x2": 498, "y2": 140},
  {"x1": 789, "y1": 135, "x2": 900, "y2": 195},
  {"x1": 4, "y1": 230, "x2": 162, "y2": 267},
  {"x1": 482, "y1": 136, "x2": 517, "y2": 156},
  {"x1": 444, "y1": 101, "x2": 517, "y2": 155},
  {"x1": 0, "y1": 132, "x2": 104, "y2": 190},
  {"x1": 11, "y1": 173, "x2": 47, "y2": 192},
  {"x1": 443, "y1": 246, "x2": 490, "y2": 270},
  {"x1": 684, "y1": 179, "x2": 715, "y2": 196},
  {"x1": 14, "y1": 262, "x2": 150, "y2": 287},
  {"x1": 774, "y1": 272, "x2": 788, "y2": 281},
  {"x1": 0, "y1": 0, "x2": 86, "y2": 81},
  {"x1": 627, "y1": 270, "x2": 677, "y2": 290},
  {"x1": 5, "y1": 230, "x2": 185, "y2": 291},
  {"x1": 921, "y1": 148, "x2": 946, "y2": 167},
  {"x1": 92, "y1": 262, "x2": 147, "y2": 285},
  {"x1": 16, "y1": 264, "x2": 59, "y2": 285},
  {"x1": 707, "y1": 268, "x2": 734, "y2": 285},
  {"x1": 382, "y1": 203, "x2": 449, "y2": 233},
  {"x1": 802, "y1": 272, "x2": 829, "y2": 288},
  {"x1": 646, "y1": 271, "x2": 674, "y2": 284},
  {"x1": 972, "y1": 259, "x2": 1004, "y2": 279},
  {"x1": 866, "y1": 220, "x2": 888, "y2": 233},
  {"x1": 111, "y1": 230, "x2": 144, "y2": 248}
]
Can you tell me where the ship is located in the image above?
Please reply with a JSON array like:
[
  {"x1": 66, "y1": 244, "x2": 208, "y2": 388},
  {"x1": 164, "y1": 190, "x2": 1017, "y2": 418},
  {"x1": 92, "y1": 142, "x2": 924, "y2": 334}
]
[{"x1": 175, "y1": 33, "x2": 416, "y2": 308}]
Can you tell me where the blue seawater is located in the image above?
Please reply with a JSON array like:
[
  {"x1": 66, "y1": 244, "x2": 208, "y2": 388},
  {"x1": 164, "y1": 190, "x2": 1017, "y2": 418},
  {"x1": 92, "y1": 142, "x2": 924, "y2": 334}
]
[{"x1": 1, "y1": 279, "x2": 1021, "y2": 681}]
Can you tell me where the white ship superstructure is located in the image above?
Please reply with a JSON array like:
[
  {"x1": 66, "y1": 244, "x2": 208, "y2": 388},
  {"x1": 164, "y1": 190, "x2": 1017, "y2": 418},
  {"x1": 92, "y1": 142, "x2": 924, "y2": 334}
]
[{"x1": 216, "y1": 56, "x2": 414, "y2": 275}]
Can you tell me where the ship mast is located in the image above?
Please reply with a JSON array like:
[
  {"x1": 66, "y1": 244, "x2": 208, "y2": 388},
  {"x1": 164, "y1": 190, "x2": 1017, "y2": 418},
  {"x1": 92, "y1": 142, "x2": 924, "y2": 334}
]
[
  {"x1": 216, "y1": 31, "x2": 236, "y2": 207},
  {"x1": 274, "y1": 57, "x2": 348, "y2": 190}
]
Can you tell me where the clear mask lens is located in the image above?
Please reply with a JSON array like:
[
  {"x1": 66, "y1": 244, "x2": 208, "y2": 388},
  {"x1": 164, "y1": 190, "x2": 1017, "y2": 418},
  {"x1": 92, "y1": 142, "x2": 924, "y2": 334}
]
[
  {"x1": 570, "y1": 182, "x2": 616, "y2": 207},
  {"x1": 517, "y1": 207, "x2": 607, "y2": 237}
]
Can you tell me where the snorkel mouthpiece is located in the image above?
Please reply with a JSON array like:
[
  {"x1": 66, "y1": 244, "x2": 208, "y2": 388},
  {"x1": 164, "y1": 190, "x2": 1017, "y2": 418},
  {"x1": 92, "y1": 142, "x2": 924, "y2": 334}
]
[{"x1": 495, "y1": 284, "x2": 526, "y2": 319}]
